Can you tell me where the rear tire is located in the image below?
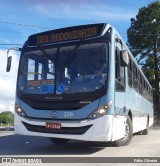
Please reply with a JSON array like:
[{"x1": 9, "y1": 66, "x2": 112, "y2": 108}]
[
  {"x1": 112, "y1": 116, "x2": 133, "y2": 146},
  {"x1": 141, "y1": 118, "x2": 149, "y2": 135},
  {"x1": 49, "y1": 138, "x2": 69, "y2": 144}
]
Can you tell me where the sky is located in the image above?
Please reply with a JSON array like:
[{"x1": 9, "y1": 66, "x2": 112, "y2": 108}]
[{"x1": 0, "y1": 0, "x2": 157, "y2": 113}]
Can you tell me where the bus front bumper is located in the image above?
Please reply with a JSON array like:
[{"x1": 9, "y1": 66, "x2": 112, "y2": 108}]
[{"x1": 14, "y1": 113, "x2": 114, "y2": 142}]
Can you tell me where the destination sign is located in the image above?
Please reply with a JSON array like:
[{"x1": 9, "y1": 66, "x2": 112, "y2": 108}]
[
  {"x1": 27, "y1": 80, "x2": 54, "y2": 87},
  {"x1": 28, "y1": 24, "x2": 106, "y2": 46}
]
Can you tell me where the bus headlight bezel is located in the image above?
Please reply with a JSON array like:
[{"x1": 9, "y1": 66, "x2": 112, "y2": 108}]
[
  {"x1": 97, "y1": 108, "x2": 107, "y2": 115},
  {"x1": 89, "y1": 101, "x2": 112, "y2": 119},
  {"x1": 15, "y1": 103, "x2": 27, "y2": 118}
]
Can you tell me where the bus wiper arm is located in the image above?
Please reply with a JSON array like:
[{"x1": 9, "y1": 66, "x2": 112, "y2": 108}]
[
  {"x1": 64, "y1": 38, "x2": 85, "y2": 68},
  {"x1": 38, "y1": 45, "x2": 55, "y2": 62},
  {"x1": 59, "y1": 38, "x2": 85, "y2": 83}
]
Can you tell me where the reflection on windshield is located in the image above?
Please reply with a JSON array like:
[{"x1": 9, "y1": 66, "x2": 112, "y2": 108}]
[
  {"x1": 18, "y1": 42, "x2": 108, "y2": 95},
  {"x1": 57, "y1": 43, "x2": 107, "y2": 94}
]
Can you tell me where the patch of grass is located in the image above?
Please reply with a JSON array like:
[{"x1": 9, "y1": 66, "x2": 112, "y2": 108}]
[{"x1": 0, "y1": 123, "x2": 14, "y2": 127}]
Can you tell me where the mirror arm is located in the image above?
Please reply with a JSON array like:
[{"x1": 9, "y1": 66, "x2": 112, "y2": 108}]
[
  {"x1": 6, "y1": 47, "x2": 22, "y2": 72},
  {"x1": 7, "y1": 47, "x2": 21, "y2": 58}
]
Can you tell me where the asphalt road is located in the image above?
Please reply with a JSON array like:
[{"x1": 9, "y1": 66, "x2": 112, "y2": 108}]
[{"x1": 0, "y1": 127, "x2": 160, "y2": 165}]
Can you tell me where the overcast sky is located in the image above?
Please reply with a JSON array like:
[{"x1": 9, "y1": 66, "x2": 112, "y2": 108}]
[{"x1": 0, "y1": 0, "x2": 156, "y2": 112}]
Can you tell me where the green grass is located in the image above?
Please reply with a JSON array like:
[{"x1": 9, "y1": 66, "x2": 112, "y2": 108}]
[{"x1": 0, "y1": 123, "x2": 14, "y2": 127}]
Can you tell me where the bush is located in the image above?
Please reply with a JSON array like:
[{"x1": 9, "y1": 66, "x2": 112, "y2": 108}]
[{"x1": 0, "y1": 111, "x2": 14, "y2": 125}]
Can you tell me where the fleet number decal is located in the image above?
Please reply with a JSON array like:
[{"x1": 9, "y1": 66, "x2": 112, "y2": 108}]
[{"x1": 64, "y1": 112, "x2": 73, "y2": 118}]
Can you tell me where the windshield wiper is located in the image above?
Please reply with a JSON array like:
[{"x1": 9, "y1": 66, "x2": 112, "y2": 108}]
[
  {"x1": 64, "y1": 38, "x2": 85, "y2": 68},
  {"x1": 38, "y1": 45, "x2": 55, "y2": 62},
  {"x1": 59, "y1": 38, "x2": 85, "y2": 82}
]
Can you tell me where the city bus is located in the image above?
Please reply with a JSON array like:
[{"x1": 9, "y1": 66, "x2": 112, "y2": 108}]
[{"x1": 6, "y1": 23, "x2": 153, "y2": 146}]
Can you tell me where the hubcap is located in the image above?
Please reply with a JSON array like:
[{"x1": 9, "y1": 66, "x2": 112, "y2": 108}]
[{"x1": 124, "y1": 122, "x2": 130, "y2": 139}]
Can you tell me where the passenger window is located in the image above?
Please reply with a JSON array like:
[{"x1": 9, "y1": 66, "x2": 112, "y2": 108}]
[
  {"x1": 27, "y1": 59, "x2": 35, "y2": 80},
  {"x1": 128, "y1": 58, "x2": 133, "y2": 88},
  {"x1": 133, "y1": 63, "x2": 138, "y2": 91},
  {"x1": 115, "y1": 41, "x2": 125, "y2": 91},
  {"x1": 47, "y1": 60, "x2": 55, "y2": 79},
  {"x1": 38, "y1": 63, "x2": 43, "y2": 80}
]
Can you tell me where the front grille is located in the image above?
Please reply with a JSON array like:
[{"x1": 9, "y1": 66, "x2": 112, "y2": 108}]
[
  {"x1": 23, "y1": 99, "x2": 83, "y2": 110},
  {"x1": 17, "y1": 91, "x2": 100, "y2": 110},
  {"x1": 22, "y1": 122, "x2": 92, "y2": 135}
]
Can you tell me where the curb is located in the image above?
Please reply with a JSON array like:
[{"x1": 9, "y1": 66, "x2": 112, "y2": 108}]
[{"x1": 0, "y1": 127, "x2": 14, "y2": 131}]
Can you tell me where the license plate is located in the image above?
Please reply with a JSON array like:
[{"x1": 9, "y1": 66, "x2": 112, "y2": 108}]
[{"x1": 45, "y1": 122, "x2": 61, "y2": 129}]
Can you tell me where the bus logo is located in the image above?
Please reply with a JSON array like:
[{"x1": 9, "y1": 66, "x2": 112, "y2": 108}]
[{"x1": 51, "y1": 111, "x2": 59, "y2": 119}]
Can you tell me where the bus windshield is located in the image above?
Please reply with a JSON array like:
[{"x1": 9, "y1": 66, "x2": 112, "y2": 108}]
[{"x1": 18, "y1": 42, "x2": 108, "y2": 95}]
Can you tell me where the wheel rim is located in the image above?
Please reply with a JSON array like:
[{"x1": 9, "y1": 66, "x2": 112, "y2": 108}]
[{"x1": 124, "y1": 122, "x2": 130, "y2": 139}]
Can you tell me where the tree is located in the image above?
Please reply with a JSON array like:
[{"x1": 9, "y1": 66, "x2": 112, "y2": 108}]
[
  {"x1": 0, "y1": 111, "x2": 14, "y2": 125},
  {"x1": 127, "y1": 1, "x2": 160, "y2": 121}
]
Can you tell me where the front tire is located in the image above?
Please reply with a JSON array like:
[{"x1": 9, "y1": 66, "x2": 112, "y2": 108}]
[
  {"x1": 112, "y1": 116, "x2": 133, "y2": 146},
  {"x1": 49, "y1": 138, "x2": 69, "y2": 144}
]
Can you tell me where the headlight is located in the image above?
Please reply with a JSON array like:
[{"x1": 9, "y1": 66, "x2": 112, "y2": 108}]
[
  {"x1": 15, "y1": 103, "x2": 27, "y2": 118},
  {"x1": 97, "y1": 108, "x2": 106, "y2": 115},
  {"x1": 89, "y1": 101, "x2": 112, "y2": 119}
]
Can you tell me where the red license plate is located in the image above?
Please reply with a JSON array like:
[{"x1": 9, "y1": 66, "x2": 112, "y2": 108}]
[{"x1": 45, "y1": 122, "x2": 61, "y2": 129}]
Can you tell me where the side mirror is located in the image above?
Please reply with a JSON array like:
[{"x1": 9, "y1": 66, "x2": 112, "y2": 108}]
[
  {"x1": 120, "y1": 50, "x2": 129, "y2": 67},
  {"x1": 6, "y1": 47, "x2": 22, "y2": 72},
  {"x1": 6, "y1": 56, "x2": 12, "y2": 72}
]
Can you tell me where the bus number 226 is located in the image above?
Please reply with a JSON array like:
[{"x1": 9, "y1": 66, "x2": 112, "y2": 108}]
[{"x1": 64, "y1": 112, "x2": 73, "y2": 118}]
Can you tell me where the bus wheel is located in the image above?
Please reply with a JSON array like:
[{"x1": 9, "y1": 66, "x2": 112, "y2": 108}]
[
  {"x1": 112, "y1": 116, "x2": 133, "y2": 146},
  {"x1": 141, "y1": 118, "x2": 149, "y2": 135},
  {"x1": 48, "y1": 138, "x2": 69, "y2": 144}
]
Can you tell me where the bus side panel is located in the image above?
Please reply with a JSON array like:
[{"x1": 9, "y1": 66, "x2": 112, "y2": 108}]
[
  {"x1": 132, "y1": 116, "x2": 147, "y2": 133},
  {"x1": 89, "y1": 115, "x2": 114, "y2": 142},
  {"x1": 111, "y1": 115, "x2": 126, "y2": 141},
  {"x1": 139, "y1": 94, "x2": 154, "y2": 128},
  {"x1": 127, "y1": 90, "x2": 153, "y2": 134}
]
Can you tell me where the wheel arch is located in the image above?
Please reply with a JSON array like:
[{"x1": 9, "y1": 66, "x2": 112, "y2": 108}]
[
  {"x1": 147, "y1": 114, "x2": 150, "y2": 125},
  {"x1": 128, "y1": 110, "x2": 132, "y2": 122}
]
